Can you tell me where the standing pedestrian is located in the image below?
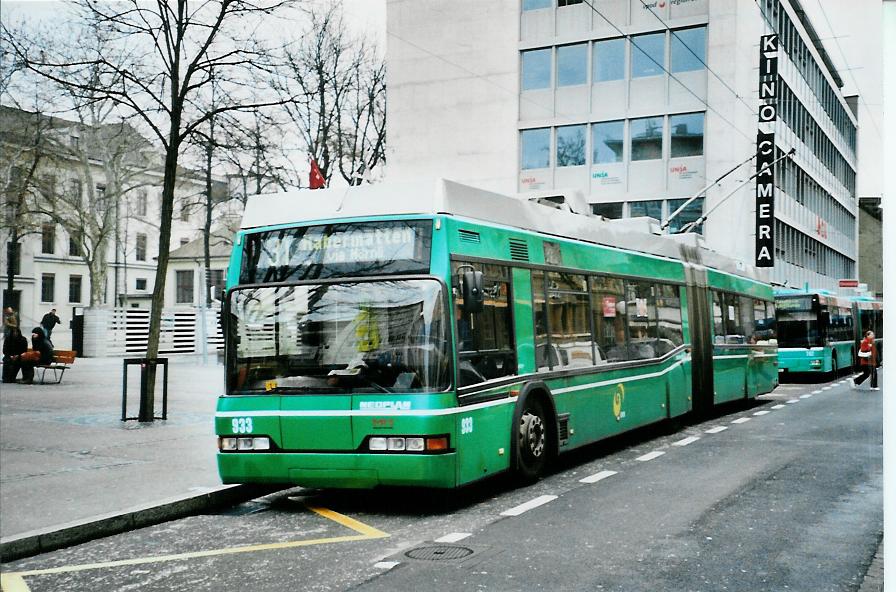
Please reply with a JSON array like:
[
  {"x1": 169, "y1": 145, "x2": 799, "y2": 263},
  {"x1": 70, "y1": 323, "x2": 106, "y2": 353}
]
[
  {"x1": 852, "y1": 331, "x2": 879, "y2": 390},
  {"x1": 40, "y1": 308, "x2": 61, "y2": 341},
  {"x1": 3, "y1": 306, "x2": 17, "y2": 339}
]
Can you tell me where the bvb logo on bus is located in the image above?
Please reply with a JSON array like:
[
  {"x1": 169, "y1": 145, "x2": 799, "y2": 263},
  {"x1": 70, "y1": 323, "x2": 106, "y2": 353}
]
[{"x1": 613, "y1": 384, "x2": 625, "y2": 421}]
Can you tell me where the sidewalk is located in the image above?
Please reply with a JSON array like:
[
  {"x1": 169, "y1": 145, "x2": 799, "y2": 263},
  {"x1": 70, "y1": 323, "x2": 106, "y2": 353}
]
[{"x1": 0, "y1": 356, "x2": 231, "y2": 546}]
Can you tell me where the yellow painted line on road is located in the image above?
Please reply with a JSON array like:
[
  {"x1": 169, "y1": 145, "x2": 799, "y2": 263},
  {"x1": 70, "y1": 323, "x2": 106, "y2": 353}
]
[
  {"x1": 308, "y1": 506, "x2": 389, "y2": 538},
  {"x1": 1, "y1": 573, "x2": 32, "y2": 592},
  {"x1": 3, "y1": 505, "x2": 388, "y2": 584}
]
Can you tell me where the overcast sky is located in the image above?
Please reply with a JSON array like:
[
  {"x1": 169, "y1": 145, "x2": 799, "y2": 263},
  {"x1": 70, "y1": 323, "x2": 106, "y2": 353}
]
[{"x1": 3, "y1": 0, "x2": 880, "y2": 195}]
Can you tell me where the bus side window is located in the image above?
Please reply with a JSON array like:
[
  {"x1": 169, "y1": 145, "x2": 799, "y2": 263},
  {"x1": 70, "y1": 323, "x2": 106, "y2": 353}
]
[
  {"x1": 724, "y1": 293, "x2": 744, "y2": 343},
  {"x1": 655, "y1": 284, "x2": 682, "y2": 355},
  {"x1": 625, "y1": 281, "x2": 657, "y2": 360},
  {"x1": 591, "y1": 276, "x2": 626, "y2": 363},
  {"x1": 532, "y1": 271, "x2": 551, "y2": 372},
  {"x1": 547, "y1": 272, "x2": 592, "y2": 368},
  {"x1": 712, "y1": 291, "x2": 724, "y2": 344},
  {"x1": 453, "y1": 262, "x2": 516, "y2": 386}
]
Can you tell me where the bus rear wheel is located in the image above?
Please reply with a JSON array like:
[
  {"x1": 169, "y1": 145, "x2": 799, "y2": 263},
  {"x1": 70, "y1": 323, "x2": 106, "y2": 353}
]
[{"x1": 515, "y1": 397, "x2": 549, "y2": 481}]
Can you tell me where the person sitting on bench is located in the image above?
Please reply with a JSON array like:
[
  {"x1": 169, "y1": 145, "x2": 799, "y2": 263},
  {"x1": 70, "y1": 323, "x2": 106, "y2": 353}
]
[
  {"x1": 9, "y1": 327, "x2": 54, "y2": 385},
  {"x1": 2, "y1": 327, "x2": 29, "y2": 383}
]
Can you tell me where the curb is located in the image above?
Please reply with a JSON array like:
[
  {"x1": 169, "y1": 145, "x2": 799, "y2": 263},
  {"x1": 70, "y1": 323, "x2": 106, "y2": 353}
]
[{"x1": 0, "y1": 484, "x2": 282, "y2": 562}]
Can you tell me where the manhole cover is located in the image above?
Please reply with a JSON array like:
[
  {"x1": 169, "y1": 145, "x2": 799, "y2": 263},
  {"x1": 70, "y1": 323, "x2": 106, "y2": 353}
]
[{"x1": 405, "y1": 545, "x2": 474, "y2": 561}]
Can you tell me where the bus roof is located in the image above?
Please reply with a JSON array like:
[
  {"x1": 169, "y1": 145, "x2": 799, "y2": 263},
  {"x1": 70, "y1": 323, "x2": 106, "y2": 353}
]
[{"x1": 241, "y1": 178, "x2": 767, "y2": 284}]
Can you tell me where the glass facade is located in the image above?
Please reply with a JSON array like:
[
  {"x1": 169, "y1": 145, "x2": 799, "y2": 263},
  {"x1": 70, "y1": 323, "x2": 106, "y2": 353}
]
[
  {"x1": 592, "y1": 120, "x2": 624, "y2": 164},
  {"x1": 593, "y1": 38, "x2": 625, "y2": 82},
  {"x1": 631, "y1": 33, "x2": 665, "y2": 78},
  {"x1": 557, "y1": 44, "x2": 587, "y2": 86},
  {"x1": 521, "y1": 128, "x2": 551, "y2": 169},
  {"x1": 522, "y1": 49, "x2": 552, "y2": 90}
]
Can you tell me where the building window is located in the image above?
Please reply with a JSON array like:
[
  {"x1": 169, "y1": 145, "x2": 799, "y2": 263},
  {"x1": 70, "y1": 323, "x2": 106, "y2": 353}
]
[
  {"x1": 630, "y1": 116, "x2": 664, "y2": 161},
  {"x1": 631, "y1": 33, "x2": 665, "y2": 78},
  {"x1": 592, "y1": 202, "x2": 623, "y2": 219},
  {"x1": 135, "y1": 190, "x2": 147, "y2": 217},
  {"x1": 521, "y1": 128, "x2": 551, "y2": 169},
  {"x1": 208, "y1": 269, "x2": 226, "y2": 301},
  {"x1": 667, "y1": 198, "x2": 704, "y2": 234},
  {"x1": 629, "y1": 200, "x2": 663, "y2": 220},
  {"x1": 670, "y1": 26, "x2": 706, "y2": 73},
  {"x1": 67, "y1": 178, "x2": 82, "y2": 203},
  {"x1": 521, "y1": 48, "x2": 552, "y2": 90},
  {"x1": 41, "y1": 273, "x2": 55, "y2": 303},
  {"x1": 41, "y1": 223, "x2": 55, "y2": 254},
  {"x1": 669, "y1": 112, "x2": 704, "y2": 157},
  {"x1": 522, "y1": 0, "x2": 551, "y2": 9},
  {"x1": 69, "y1": 134, "x2": 80, "y2": 148},
  {"x1": 557, "y1": 43, "x2": 587, "y2": 86},
  {"x1": 180, "y1": 201, "x2": 190, "y2": 222},
  {"x1": 592, "y1": 120, "x2": 624, "y2": 164},
  {"x1": 176, "y1": 270, "x2": 194, "y2": 304},
  {"x1": 180, "y1": 238, "x2": 190, "y2": 247},
  {"x1": 95, "y1": 184, "x2": 107, "y2": 211},
  {"x1": 136, "y1": 278, "x2": 147, "y2": 291},
  {"x1": 558, "y1": 0, "x2": 583, "y2": 5},
  {"x1": 556, "y1": 125, "x2": 586, "y2": 167},
  {"x1": 69, "y1": 275, "x2": 82, "y2": 303},
  {"x1": 136, "y1": 233, "x2": 147, "y2": 261},
  {"x1": 68, "y1": 232, "x2": 81, "y2": 256},
  {"x1": 593, "y1": 38, "x2": 625, "y2": 82}
]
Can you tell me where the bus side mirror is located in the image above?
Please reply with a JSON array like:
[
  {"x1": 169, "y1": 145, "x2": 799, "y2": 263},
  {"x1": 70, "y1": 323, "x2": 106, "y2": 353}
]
[{"x1": 461, "y1": 270, "x2": 484, "y2": 314}]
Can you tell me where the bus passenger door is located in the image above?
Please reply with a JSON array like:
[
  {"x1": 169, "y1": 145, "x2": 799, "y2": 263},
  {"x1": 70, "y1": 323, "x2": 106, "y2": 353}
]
[{"x1": 684, "y1": 266, "x2": 713, "y2": 415}]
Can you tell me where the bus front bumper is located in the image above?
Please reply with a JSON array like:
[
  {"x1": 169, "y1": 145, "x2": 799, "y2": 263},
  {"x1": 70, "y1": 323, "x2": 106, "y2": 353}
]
[{"x1": 217, "y1": 452, "x2": 458, "y2": 489}]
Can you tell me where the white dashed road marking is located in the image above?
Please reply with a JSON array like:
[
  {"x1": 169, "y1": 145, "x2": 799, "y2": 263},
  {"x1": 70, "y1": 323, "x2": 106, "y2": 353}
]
[
  {"x1": 822, "y1": 386, "x2": 832, "y2": 391},
  {"x1": 705, "y1": 426, "x2": 728, "y2": 434},
  {"x1": 435, "y1": 532, "x2": 472, "y2": 543},
  {"x1": 731, "y1": 417, "x2": 751, "y2": 424},
  {"x1": 672, "y1": 436, "x2": 700, "y2": 447},
  {"x1": 787, "y1": 399, "x2": 800, "y2": 404},
  {"x1": 800, "y1": 394, "x2": 812, "y2": 399},
  {"x1": 753, "y1": 410, "x2": 771, "y2": 416},
  {"x1": 635, "y1": 451, "x2": 666, "y2": 462},
  {"x1": 580, "y1": 470, "x2": 618, "y2": 484},
  {"x1": 812, "y1": 390, "x2": 823, "y2": 394},
  {"x1": 501, "y1": 495, "x2": 558, "y2": 517},
  {"x1": 771, "y1": 404, "x2": 786, "y2": 409}
]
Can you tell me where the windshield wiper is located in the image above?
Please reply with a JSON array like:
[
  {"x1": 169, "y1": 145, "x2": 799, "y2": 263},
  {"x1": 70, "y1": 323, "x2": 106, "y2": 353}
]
[{"x1": 355, "y1": 377, "x2": 393, "y2": 394}]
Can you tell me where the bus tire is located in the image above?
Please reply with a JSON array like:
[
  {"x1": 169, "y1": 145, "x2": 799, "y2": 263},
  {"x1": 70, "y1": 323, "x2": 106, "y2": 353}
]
[
  {"x1": 831, "y1": 352, "x2": 838, "y2": 376},
  {"x1": 512, "y1": 393, "x2": 553, "y2": 482}
]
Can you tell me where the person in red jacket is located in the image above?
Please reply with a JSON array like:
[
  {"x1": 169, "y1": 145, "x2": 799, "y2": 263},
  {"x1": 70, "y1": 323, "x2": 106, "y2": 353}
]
[{"x1": 852, "y1": 330, "x2": 879, "y2": 390}]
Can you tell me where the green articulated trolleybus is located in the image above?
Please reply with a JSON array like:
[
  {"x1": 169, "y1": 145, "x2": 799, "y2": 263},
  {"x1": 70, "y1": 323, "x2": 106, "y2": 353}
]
[
  {"x1": 775, "y1": 289, "x2": 883, "y2": 375},
  {"x1": 216, "y1": 179, "x2": 778, "y2": 489}
]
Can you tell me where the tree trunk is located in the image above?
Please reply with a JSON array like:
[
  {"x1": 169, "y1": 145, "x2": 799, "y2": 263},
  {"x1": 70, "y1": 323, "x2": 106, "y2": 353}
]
[
  {"x1": 87, "y1": 246, "x2": 108, "y2": 306},
  {"x1": 143, "y1": 119, "x2": 181, "y2": 419},
  {"x1": 204, "y1": 117, "x2": 214, "y2": 308}
]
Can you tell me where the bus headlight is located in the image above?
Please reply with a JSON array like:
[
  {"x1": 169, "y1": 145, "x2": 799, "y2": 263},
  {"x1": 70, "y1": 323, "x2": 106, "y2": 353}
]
[
  {"x1": 366, "y1": 435, "x2": 450, "y2": 453},
  {"x1": 220, "y1": 437, "x2": 238, "y2": 451}
]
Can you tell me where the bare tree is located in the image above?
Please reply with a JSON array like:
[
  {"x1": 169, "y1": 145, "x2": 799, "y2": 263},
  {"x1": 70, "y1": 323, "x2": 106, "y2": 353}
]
[
  {"x1": 274, "y1": 2, "x2": 386, "y2": 186},
  {"x1": 5, "y1": 1, "x2": 296, "y2": 407}
]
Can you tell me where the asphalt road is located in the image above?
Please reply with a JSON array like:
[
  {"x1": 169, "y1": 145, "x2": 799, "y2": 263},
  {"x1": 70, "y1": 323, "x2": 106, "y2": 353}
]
[{"x1": 2, "y1": 376, "x2": 883, "y2": 592}]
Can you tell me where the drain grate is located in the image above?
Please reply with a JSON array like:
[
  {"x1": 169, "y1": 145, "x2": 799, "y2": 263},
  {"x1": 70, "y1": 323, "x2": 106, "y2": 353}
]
[{"x1": 405, "y1": 545, "x2": 474, "y2": 561}]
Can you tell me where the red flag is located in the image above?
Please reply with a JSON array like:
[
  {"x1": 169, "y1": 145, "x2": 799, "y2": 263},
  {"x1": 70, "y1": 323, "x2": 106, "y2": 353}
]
[{"x1": 309, "y1": 158, "x2": 325, "y2": 189}]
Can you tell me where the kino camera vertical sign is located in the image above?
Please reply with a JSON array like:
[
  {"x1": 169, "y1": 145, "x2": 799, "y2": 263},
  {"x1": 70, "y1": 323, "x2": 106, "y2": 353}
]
[{"x1": 756, "y1": 33, "x2": 778, "y2": 267}]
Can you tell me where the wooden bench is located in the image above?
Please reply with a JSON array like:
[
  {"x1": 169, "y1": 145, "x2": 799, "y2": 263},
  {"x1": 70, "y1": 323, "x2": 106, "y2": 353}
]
[{"x1": 37, "y1": 350, "x2": 77, "y2": 384}]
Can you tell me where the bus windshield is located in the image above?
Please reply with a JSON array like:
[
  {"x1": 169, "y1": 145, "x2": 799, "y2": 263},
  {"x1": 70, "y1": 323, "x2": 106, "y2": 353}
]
[
  {"x1": 776, "y1": 297, "x2": 820, "y2": 347},
  {"x1": 226, "y1": 280, "x2": 451, "y2": 394}
]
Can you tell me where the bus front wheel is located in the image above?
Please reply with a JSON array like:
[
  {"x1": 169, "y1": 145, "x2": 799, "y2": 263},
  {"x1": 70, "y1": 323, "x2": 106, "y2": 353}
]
[{"x1": 515, "y1": 397, "x2": 550, "y2": 481}]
